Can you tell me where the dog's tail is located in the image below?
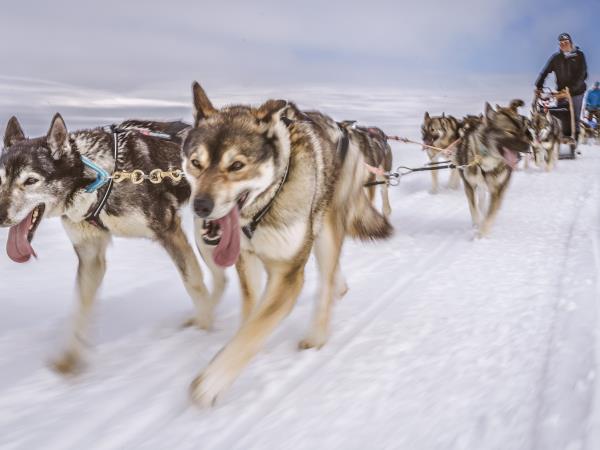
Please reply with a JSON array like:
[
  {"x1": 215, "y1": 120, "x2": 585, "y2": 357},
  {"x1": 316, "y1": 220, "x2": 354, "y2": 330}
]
[
  {"x1": 334, "y1": 128, "x2": 393, "y2": 241},
  {"x1": 509, "y1": 99, "x2": 525, "y2": 112},
  {"x1": 347, "y1": 195, "x2": 393, "y2": 241}
]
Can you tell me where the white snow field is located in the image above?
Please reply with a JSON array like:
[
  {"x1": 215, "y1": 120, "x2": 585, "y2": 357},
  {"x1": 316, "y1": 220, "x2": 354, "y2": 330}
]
[{"x1": 1, "y1": 87, "x2": 600, "y2": 450}]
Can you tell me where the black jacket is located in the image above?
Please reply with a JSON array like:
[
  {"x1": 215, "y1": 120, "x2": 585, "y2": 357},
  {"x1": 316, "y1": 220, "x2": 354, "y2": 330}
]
[{"x1": 535, "y1": 47, "x2": 588, "y2": 96}]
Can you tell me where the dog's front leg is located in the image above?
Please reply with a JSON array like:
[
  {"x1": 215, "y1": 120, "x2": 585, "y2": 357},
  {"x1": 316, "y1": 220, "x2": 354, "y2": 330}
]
[
  {"x1": 462, "y1": 175, "x2": 480, "y2": 229},
  {"x1": 235, "y1": 250, "x2": 263, "y2": 325},
  {"x1": 52, "y1": 224, "x2": 110, "y2": 374},
  {"x1": 479, "y1": 172, "x2": 511, "y2": 238},
  {"x1": 428, "y1": 150, "x2": 439, "y2": 194},
  {"x1": 300, "y1": 216, "x2": 344, "y2": 350},
  {"x1": 448, "y1": 168, "x2": 461, "y2": 190},
  {"x1": 161, "y1": 222, "x2": 214, "y2": 330},
  {"x1": 190, "y1": 260, "x2": 306, "y2": 407}
]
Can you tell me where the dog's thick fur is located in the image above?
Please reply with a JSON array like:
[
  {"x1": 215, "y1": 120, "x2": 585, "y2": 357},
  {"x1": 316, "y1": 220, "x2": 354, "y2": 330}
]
[
  {"x1": 530, "y1": 110, "x2": 562, "y2": 171},
  {"x1": 183, "y1": 82, "x2": 392, "y2": 406},
  {"x1": 337, "y1": 121, "x2": 392, "y2": 217},
  {"x1": 0, "y1": 115, "x2": 218, "y2": 373},
  {"x1": 455, "y1": 100, "x2": 531, "y2": 237},
  {"x1": 421, "y1": 112, "x2": 461, "y2": 192}
]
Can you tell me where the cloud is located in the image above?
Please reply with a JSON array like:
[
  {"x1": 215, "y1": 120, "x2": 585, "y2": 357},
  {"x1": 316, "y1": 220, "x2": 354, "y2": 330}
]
[{"x1": 0, "y1": 0, "x2": 597, "y2": 93}]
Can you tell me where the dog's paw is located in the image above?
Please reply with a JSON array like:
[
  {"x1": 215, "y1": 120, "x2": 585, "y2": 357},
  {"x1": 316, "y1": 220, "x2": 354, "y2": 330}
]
[
  {"x1": 182, "y1": 314, "x2": 213, "y2": 331},
  {"x1": 50, "y1": 351, "x2": 84, "y2": 375},
  {"x1": 189, "y1": 370, "x2": 229, "y2": 407},
  {"x1": 336, "y1": 281, "x2": 349, "y2": 299},
  {"x1": 298, "y1": 333, "x2": 328, "y2": 351}
]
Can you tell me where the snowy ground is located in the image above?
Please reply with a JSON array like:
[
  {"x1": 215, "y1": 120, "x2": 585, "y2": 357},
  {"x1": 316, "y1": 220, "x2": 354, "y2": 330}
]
[{"x1": 1, "y1": 88, "x2": 600, "y2": 450}]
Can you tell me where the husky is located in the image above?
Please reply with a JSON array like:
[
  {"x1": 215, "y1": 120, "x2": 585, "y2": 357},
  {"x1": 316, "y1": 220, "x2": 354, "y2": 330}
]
[
  {"x1": 183, "y1": 82, "x2": 392, "y2": 406},
  {"x1": 530, "y1": 110, "x2": 562, "y2": 171},
  {"x1": 455, "y1": 100, "x2": 531, "y2": 238},
  {"x1": 421, "y1": 112, "x2": 462, "y2": 193},
  {"x1": 337, "y1": 121, "x2": 392, "y2": 217},
  {"x1": 0, "y1": 115, "x2": 219, "y2": 373}
]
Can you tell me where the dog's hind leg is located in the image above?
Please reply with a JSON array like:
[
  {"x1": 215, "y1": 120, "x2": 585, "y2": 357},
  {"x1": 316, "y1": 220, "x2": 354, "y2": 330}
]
[
  {"x1": 52, "y1": 223, "x2": 110, "y2": 374},
  {"x1": 300, "y1": 216, "x2": 344, "y2": 350},
  {"x1": 190, "y1": 255, "x2": 308, "y2": 407},
  {"x1": 161, "y1": 222, "x2": 214, "y2": 330},
  {"x1": 379, "y1": 171, "x2": 392, "y2": 217},
  {"x1": 235, "y1": 250, "x2": 263, "y2": 325}
]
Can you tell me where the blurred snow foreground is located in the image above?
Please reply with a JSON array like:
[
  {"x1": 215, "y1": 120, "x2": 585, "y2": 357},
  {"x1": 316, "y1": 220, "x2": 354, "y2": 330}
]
[{"x1": 1, "y1": 87, "x2": 600, "y2": 450}]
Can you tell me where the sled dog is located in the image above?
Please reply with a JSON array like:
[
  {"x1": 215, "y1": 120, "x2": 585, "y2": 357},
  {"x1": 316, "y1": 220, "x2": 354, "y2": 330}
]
[
  {"x1": 530, "y1": 110, "x2": 562, "y2": 171},
  {"x1": 455, "y1": 100, "x2": 531, "y2": 237},
  {"x1": 421, "y1": 112, "x2": 461, "y2": 192},
  {"x1": 183, "y1": 81, "x2": 393, "y2": 406},
  {"x1": 0, "y1": 116, "x2": 219, "y2": 373}
]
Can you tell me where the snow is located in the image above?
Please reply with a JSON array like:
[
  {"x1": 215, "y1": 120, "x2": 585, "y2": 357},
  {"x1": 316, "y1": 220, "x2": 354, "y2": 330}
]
[{"x1": 1, "y1": 88, "x2": 600, "y2": 450}]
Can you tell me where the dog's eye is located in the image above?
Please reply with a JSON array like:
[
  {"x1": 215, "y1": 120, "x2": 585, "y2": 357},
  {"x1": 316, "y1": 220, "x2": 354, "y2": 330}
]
[
  {"x1": 24, "y1": 177, "x2": 39, "y2": 186},
  {"x1": 228, "y1": 161, "x2": 245, "y2": 172},
  {"x1": 190, "y1": 159, "x2": 202, "y2": 169}
]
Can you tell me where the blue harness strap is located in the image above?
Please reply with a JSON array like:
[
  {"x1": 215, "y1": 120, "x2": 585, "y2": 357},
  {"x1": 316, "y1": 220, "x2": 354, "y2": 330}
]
[{"x1": 81, "y1": 155, "x2": 111, "y2": 193}]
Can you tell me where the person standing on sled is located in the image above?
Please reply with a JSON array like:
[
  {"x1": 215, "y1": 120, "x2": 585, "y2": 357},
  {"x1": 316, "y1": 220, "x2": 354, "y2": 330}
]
[{"x1": 535, "y1": 33, "x2": 588, "y2": 146}]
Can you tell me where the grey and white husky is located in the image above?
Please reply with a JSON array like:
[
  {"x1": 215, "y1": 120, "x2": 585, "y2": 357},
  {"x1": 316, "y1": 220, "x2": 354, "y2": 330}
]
[
  {"x1": 455, "y1": 100, "x2": 531, "y2": 237},
  {"x1": 421, "y1": 112, "x2": 462, "y2": 192},
  {"x1": 0, "y1": 115, "x2": 220, "y2": 373},
  {"x1": 530, "y1": 111, "x2": 562, "y2": 171},
  {"x1": 183, "y1": 82, "x2": 393, "y2": 406}
]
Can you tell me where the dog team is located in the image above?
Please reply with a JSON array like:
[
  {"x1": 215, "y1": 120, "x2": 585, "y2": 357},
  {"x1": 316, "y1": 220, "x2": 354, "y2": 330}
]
[{"x1": 0, "y1": 80, "x2": 566, "y2": 405}]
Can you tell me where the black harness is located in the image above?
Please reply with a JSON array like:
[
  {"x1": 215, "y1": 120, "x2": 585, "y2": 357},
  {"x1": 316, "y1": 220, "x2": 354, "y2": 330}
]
[
  {"x1": 83, "y1": 125, "x2": 176, "y2": 230},
  {"x1": 84, "y1": 125, "x2": 122, "y2": 230}
]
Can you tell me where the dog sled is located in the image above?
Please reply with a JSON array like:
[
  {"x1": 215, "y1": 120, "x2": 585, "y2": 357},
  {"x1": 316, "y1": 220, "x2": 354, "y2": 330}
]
[{"x1": 533, "y1": 88, "x2": 578, "y2": 159}]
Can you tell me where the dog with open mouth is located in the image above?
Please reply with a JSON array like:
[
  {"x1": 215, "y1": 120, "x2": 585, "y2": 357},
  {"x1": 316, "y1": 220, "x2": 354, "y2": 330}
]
[
  {"x1": 0, "y1": 114, "x2": 220, "y2": 374},
  {"x1": 455, "y1": 99, "x2": 531, "y2": 238},
  {"x1": 183, "y1": 81, "x2": 393, "y2": 406}
]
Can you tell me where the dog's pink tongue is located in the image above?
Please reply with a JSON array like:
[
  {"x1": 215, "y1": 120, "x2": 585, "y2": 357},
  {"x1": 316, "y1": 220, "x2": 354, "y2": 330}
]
[
  {"x1": 213, "y1": 207, "x2": 241, "y2": 267},
  {"x1": 6, "y1": 212, "x2": 36, "y2": 263},
  {"x1": 503, "y1": 147, "x2": 519, "y2": 169}
]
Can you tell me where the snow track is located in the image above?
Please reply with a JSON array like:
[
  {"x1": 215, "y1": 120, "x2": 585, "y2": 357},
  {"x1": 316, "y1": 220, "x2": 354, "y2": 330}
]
[{"x1": 2, "y1": 110, "x2": 600, "y2": 448}]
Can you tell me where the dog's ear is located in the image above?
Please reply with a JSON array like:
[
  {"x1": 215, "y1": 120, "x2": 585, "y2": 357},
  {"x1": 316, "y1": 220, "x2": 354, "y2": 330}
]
[
  {"x1": 484, "y1": 103, "x2": 495, "y2": 125},
  {"x1": 192, "y1": 81, "x2": 217, "y2": 127},
  {"x1": 47, "y1": 113, "x2": 70, "y2": 160},
  {"x1": 424, "y1": 112, "x2": 430, "y2": 123},
  {"x1": 3, "y1": 116, "x2": 26, "y2": 148},
  {"x1": 441, "y1": 112, "x2": 445, "y2": 118},
  {"x1": 256, "y1": 99, "x2": 288, "y2": 123}
]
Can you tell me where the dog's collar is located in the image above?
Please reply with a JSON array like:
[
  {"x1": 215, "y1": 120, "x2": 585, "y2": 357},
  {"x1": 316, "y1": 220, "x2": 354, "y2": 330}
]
[
  {"x1": 243, "y1": 125, "x2": 349, "y2": 239},
  {"x1": 241, "y1": 115, "x2": 303, "y2": 240},
  {"x1": 242, "y1": 160, "x2": 290, "y2": 240}
]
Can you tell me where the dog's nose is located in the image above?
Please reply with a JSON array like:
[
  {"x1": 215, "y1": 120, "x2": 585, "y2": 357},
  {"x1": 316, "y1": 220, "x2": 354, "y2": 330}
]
[{"x1": 193, "y1": 195, "x2": 214, "y2": 218}]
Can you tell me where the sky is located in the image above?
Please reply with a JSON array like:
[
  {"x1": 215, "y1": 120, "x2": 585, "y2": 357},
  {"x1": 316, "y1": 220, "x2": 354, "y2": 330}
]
[{"x1": 0, "y1": 0, "x2": 598, "y2": 133}]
